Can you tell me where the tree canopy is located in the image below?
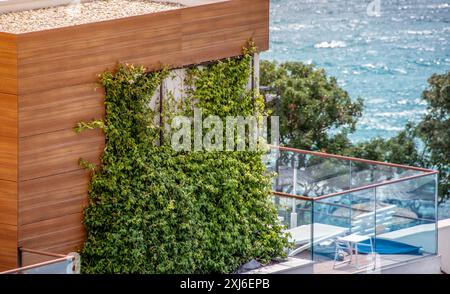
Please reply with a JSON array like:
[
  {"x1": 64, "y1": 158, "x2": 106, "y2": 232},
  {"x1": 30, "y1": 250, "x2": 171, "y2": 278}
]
[
  {"x1": 416, "y1": 72, "x2": 450, "y2": 200},
  {"x1": 260, "y1": 60, "x2": 363, "y2": 151}
]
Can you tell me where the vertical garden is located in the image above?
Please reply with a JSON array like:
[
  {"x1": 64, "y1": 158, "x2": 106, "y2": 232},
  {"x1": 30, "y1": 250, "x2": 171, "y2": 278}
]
[{"x1": 76, "y1": 44, "x2": 290, "y2": 274}]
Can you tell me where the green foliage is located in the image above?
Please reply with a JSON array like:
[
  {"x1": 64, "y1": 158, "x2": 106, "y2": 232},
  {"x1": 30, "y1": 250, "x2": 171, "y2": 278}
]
[
  {"x1": 74, "y1": 120, "x2": 105, "y2": 134},
  {"x1": 349, "y1": 123, "x2": 423, "y2": 166},
  {"x1": 416, "y1": 72, "x2": 449, "y2": 200},
  {"x1": 260, "y1": 60, "x2": 364, "y2": 151},
  {"x1": 78, "y1": 158, "x2": 97, "y2": 172},
  {"x1": 79, "y1": 48, "x2": 290, "y2": 274},
  {"x1": 184, "y1": 42, "x2": 263, "y2": 119}
]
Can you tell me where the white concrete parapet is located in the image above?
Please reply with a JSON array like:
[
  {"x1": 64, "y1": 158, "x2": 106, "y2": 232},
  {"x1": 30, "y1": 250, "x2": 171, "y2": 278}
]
[{"x1": 438, "y1": 218, "x2": 450, "y2": 274}]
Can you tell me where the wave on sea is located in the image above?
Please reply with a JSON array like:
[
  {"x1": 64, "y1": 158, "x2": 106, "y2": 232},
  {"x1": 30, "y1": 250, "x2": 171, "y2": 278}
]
[{"x1": 314, "y1": 40, "x2": 347, "y2": 49}]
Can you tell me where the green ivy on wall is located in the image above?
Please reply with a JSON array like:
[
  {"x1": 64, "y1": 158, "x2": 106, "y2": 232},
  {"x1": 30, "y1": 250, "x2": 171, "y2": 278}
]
[{"x1": 77, "y1": 43, "x2": 290, "y2": 274}]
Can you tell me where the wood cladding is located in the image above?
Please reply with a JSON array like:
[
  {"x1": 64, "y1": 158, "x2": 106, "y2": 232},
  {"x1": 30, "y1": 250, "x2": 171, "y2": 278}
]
[
  {"x1": 0, "y1": 93, "x2": 17, "y2": 138},
  {"x1": 18, "y1": 213, "x2": 85, "y2": 249},
  {"x1": 0, "y1": 33, "x2": 17, "y2": 97},
  {"x1": 17, "y1": 1, "x2": 268, "y2": 95},
  {"x1": 0, "y1": 136, "x2": 17, "y2": 182},
  {"x1": 0, "y1": 180, "x2": 17, "y2": 225},
  {"x1": 19, "y1": 128, "x2": 105, "y2": 181},
  {"x1": 0, "y1": 224, "x2": 17, "y2": 271},
  {"x1": 19, "y1": 170, "x2": 90, "y2": 225},
  {"x1": 19, "y1": 83, "x2": 104, "y2": 137},
  {"x1": 0, "y1": 32, "x2": 17, "y2": 270},
  {"x1": 0, "y1": 0, "x2": 269, "y2": 270}
]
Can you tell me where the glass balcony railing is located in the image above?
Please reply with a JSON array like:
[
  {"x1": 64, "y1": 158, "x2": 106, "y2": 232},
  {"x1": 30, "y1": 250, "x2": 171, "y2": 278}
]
[{"x1": 265, "y1": 146, "x2": 438, "y2": 271}]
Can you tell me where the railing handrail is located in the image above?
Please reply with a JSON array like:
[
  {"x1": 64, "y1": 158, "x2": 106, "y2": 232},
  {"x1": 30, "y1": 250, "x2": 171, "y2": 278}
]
[
  {"x1": 313, "y1": 200, "x2": 436, "y2": 223},
  {"x1": 272, "y1": 168, "x2": 438, "y2": 201},
  {"x1": 268, "y1": 145, "x2": 437, "y2": 173}
]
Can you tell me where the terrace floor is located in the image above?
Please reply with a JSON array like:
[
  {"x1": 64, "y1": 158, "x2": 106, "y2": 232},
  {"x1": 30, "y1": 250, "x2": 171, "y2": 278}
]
[{"x1": 295, "y1": 251, "x2": 432, "y2": 274}]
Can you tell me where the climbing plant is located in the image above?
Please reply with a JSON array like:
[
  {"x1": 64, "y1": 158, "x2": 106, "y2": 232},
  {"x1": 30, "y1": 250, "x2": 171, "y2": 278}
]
[{"x1": 77, "y1": 44, "x2": 290, "y2": 274}]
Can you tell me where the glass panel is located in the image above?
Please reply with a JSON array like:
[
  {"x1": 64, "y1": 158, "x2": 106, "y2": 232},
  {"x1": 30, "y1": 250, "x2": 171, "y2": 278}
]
[
  {"x1": 267, "y1": 150, "x2": 351, "y2": 197},
  {"x1": 351, "y1": 162, "x2": 380, "y2": 188},
  {"x1": 272, "y1": 195, "x2": 312, "y2": 260},
  {"x1": 349, "y1": 188, "x2": 377, "y2": 270},
  {"x1": 439, "y1": 198, "x2": 450, "y2": 220},
  {"x1": 351, "y1": 162, "x2": 422, "y2": 189},
  {"x1": 375, "y1": 174, "x2": 437, "y2": 257},
  {"x1": 298, "y1": 154, "x2": 351, "y2": 197},
  {"x1": 312, "y1": 194, "x2": 351, "y2": 261},
  {"x1": 271, "y1": 151, "x2": 297, "y2": 195},
  {"x1": 23, "y1": 259, "x2": 75, "y2": 274},
  {"x1": 350, "y1": 189, "x2": 376, "y2": 237}
]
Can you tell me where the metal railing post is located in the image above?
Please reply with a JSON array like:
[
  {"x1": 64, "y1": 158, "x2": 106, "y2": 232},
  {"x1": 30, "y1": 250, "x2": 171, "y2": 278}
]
[
  {"x1": 435, "y1": 173, "x2": 439, "y2": 255},
  {"x1": 290, "y1": 154, "x2": 298, "y2": 229},
  {"x1": 349, "y1": 161, "x2": 353, "y2": 233},
  {"x1": 311, "y1": 199, "x2": 315, "y2": 261},
  {"x1": 373, "y1": 187, "x2": 377, "y2": 270}
]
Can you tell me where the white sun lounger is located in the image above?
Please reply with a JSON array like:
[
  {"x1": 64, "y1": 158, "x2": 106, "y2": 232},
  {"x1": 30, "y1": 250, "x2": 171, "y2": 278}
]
[{"x1": 287, "y1": 223, "x2": 349, "y2": 256}]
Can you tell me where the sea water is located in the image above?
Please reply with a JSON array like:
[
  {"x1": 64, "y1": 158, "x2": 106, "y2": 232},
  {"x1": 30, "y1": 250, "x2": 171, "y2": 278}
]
[{"x1": 262, "y1": 0, "x2": 450, "y2": 142}]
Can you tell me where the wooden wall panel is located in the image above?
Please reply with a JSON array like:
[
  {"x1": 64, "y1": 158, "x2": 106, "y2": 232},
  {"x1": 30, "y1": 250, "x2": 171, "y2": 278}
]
[
  {"x1": 0, "y1": 33, "x2": 17, "y2": 96},
  {"x1": 0, "y1": 78, "x2": 17, "y2": 95},
  {"x1": 19, "y1": 129, "x2": 104, "y2": 181},
  {"x1": 16, "y1": 0, "x2": 268, "y2": 94},
  {"x1": 0, "y1": 136, "x2": 17, "y2": 181},
  {"x1": 0, "y1": 180, "x2": 17, "y2": 225},
  {"x1": 19, "y1": 30, "x2": 182, "y2": 78},
  {"x1": 18, "y1": 213, "x2": 85, "y2": 250},
  {"x1": 18, "y1": 21, "x2": 181, "y2": 61},
  {"x1": 19, "y1": 83, "x2": 104, "y2": 137},
  {"x1": 0, "y1": 93, "x2": 17, "y2": 138},
  {"x1": 19, "y1": 170, "x2": 90, "y2": 225},
  {"x1": 0, "y1": 32, "x2": 17, "y2": 269},
  {"x1": 0, "y1": 224, "x2": 17, "y2": 271}
]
